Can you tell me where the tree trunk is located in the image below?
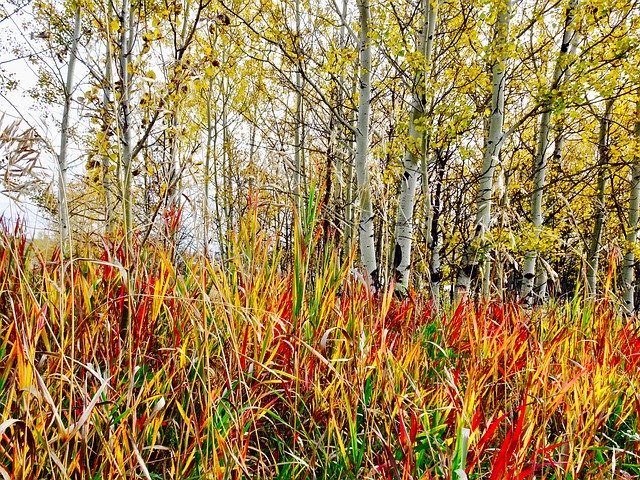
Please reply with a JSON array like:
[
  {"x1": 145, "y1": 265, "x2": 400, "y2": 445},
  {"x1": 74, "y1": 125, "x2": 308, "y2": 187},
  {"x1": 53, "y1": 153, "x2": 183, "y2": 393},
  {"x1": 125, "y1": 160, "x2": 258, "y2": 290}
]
[
  {"x1": 520, "y1": 0, "x2": 578, "y2": 304},
  {"x1": 293, "y1": 0, "x2": 304, "y2": 214},
  {"x1": 166, "y1": 0, "x2": 191, "y2": 215},
  {"x1": 457, "y1": 0, "x2": 511, "y2": 296},
  {"x1": 118, "y1": 0, "x2": 134, "y2": 254},
  {"x1": 101, "y1": 3, "x2": 115, "y2": 236},
  {"x1": 204, "y1": 77, "x2": 214, "y2": 258},
  {"x1": 343, "y1": 77, "x2": 358, "y2": 262},
  {"x1": 622, "y1": 99, "x2": 640, "y2": 313},
  {"x1": 324, "y1": 0, "x2": 348, "y2": 250},
  {"x1": 211, "y1": 80, "x2": 226, "y2": 262},
  {"x1": 429, "y1": 148, "x2": 445, "y2": 307},
  {"x1": 222, "y1": 76, "x2": 233, "y2": 253},
  {"x1": 586, "y1": 97, "x2": 614, "y2": 297},
  {"x1": 393, "y1": 0, "x2": 437, "y2": 293},
  {"x1": 58, "y1": 7, "x2": 81, "y2": 253},
  {"x1": 354, "y1": 0, "x2": 378, "y2": 289}
]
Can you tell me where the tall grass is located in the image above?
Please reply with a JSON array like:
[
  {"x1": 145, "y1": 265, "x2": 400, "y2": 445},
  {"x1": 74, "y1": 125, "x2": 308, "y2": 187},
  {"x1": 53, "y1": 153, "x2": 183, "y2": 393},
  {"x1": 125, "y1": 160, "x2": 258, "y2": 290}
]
[{"x1": 0, "y1": 208, "x2": 639, "y2": 479}]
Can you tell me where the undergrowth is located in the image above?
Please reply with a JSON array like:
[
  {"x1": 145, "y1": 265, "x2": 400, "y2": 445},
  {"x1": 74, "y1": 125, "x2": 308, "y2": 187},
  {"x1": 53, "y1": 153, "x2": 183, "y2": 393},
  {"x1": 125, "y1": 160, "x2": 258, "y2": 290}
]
[{"x1": 1, "y1": 204, "x2": 639, "y2": 479}]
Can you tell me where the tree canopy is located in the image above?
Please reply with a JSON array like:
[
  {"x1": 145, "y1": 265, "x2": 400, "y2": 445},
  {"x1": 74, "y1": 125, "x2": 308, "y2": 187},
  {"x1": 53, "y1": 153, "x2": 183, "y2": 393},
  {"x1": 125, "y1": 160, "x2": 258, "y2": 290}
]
[{"x1": 1, "y1": 0, "x2": 640, "y2": 304}]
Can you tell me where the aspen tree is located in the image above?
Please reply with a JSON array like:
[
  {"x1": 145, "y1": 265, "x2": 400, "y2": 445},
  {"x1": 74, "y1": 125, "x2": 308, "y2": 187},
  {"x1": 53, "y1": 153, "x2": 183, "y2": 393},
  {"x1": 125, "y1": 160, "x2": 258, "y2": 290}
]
[
  {"x1": 622, "y1": 99, "x2": 640, "y2": 313},
  {"x1": 221, "y1": 76, "x2": 233, "y2": 250},
  {"x1": 457, "y1": 0, "x2": 511, "y2": 296},
  {"x1": 392, "y1": 0, "x2": 437, "y2": 293},
  {"x1": 520, "y1": 0, "x2": 579, "y2": 304},
  {"x1": 101, "y1": 5, "x2": 115, "y2": 236},
  {"x1": 323, "y1": 0, "x2": 349, "y2": 251},
  {"x1": 293, "y1": 0, "x2": 305, "y2": 214},
  {"x1": 355, "y1": 0, "x2": 378, "y2": 289},
  {"x1": 166, "y1": 0, "x2": 193, "y2": 215},
  {"x1": 428, "y1": 149, "x2": 445, "y2": 305},
  {"x1": 162, "y1": 0, "x2": 209, "y2": 254},
  {"x1": 57, "y1": 6, "x2": 81, "y2": 252},
  {"x1": 586, "y1": 97, "x2": 614, "y2": 296},
  {"x1": 117, "y1": 0, "x2": 135, "y2": 253},
  {"x1": 204, "y1": 76, "x2": 215, "y2": 257}
]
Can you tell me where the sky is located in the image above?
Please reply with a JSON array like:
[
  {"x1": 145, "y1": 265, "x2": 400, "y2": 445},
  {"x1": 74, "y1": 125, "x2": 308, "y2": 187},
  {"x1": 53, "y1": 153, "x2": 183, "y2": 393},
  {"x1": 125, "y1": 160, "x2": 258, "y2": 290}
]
[{"x1": 0, "y1": 0, "x2": 74, "y2": 237}]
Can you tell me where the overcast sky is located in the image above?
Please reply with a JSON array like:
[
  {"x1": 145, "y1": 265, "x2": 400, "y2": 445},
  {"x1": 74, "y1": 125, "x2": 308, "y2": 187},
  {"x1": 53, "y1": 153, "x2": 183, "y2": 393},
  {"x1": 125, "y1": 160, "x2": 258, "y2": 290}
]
[{"x1": 1, "y1": 0, "x2": 77, "y2": 237}]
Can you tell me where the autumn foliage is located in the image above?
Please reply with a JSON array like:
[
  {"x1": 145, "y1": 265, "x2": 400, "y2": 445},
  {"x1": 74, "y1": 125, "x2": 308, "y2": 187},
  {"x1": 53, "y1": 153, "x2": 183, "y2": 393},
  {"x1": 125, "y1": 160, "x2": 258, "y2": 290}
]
[{"x1": 0, "y1": 211, "x2": 639, "y2": 479}]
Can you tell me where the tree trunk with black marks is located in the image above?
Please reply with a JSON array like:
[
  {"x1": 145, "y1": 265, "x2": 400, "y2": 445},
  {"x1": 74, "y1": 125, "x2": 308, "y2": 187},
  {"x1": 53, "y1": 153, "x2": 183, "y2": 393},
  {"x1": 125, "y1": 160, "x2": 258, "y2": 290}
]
[
  {"x1": 622, "y1": 99, "x2": 640, "y2": 314},
  {"x1": 586, "y1": 97, "x2": 614, "y2": 297},
  {"x1": 58, "y1": 7, "x2": 81, "y2": 253},
  {"x1": 393, "y1": 0, "x2": 437, "y2": 294},
  {"x1": 521, "y1": 0, "x2": 579, "y2": 304},
  {"x1": 354, "y1": 0, "x2": 378, "y2": 290},
  {"x1": 456, "y1": 0, "x2": 511, "y2": 297}
]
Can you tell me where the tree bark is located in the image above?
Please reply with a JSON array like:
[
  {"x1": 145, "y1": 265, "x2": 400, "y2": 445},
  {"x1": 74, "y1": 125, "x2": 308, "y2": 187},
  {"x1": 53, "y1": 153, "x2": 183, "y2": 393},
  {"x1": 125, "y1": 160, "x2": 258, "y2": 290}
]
[
  {"x1": 58, "y1": 7, "x2": 81, "y2": 252},
  {"x1": 393, "y1": 0, "x2": 437, "y2": 293},
  {"x1": 520, "y1": 0, "x2": 579, "y2": 304},
  {"x1": 323, "y1": 0, "x2": 349, "y2": 250},
  {"x1": 586, "y1": 97, "x2": 614, "y2": 297},
  {"x1": 622, "y1": 99, "x2": 640, "y2": 313},
  {"x1": 457, "y1": 0, "x2": 511, "y2": 297},
  {"x1": 101, "y1": 3, "x2": 115, "y2": 236},
  {"x1": 429, "y1": 148, "x2": 446, "y2": 307},
  {"x1": 118, "y1": 0, "x2": 135, "y2": 254},
  {"x1": 354, "y1": 0, "x2": 378, "y2": 289},
  {"x1": 204, "y1": 77, "x2": 214, "y2": 258},
  {"x1": 293, "y1": 0, "x2": 305, "y2": 214}
]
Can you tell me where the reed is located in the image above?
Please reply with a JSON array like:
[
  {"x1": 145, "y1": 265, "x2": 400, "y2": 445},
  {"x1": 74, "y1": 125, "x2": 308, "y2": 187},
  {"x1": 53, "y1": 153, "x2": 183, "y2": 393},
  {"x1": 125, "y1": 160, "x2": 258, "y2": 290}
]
[{"x1": 0, "y1": 209, "x2": 638, "y2": 479}]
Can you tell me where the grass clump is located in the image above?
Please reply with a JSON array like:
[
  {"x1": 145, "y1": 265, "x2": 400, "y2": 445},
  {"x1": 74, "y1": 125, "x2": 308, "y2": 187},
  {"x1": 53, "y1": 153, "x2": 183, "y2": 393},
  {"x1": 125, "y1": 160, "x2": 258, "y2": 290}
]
[{"x1": 0, "y1": 212, "x2": 639, "y2": 479}]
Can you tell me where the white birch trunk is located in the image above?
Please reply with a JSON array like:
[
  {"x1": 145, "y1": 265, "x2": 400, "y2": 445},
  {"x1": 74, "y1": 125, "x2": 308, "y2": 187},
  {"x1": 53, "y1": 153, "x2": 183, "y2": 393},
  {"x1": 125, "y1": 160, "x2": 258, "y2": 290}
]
[
  {"x1": 355, "y1": 0, "x2": 378, "y2": 288},
  {"x1": 343, "y1": 76, "x2": 358, "y2": 260},
  {"x1": 204, "y1": 77, "x2": 214, "y2": 257},
  {"x1": 586, "y1": 98, "x2": 614, "y2": 297},
  {"x1": 327, "y1": 0, "x2": 348, "y2": 239},
  {"x1": 533, "y1": 125, "x2": 569, "y2": 300},
  {"x1": 457, "y1": 0, "x2": 511, "y2": 296},
  {"x1": 166, "y1": 0, "x2": 197, "y2": 224},
  {"x1": 521, "y1": 0, "x2": 578, "y2": 304},
  {"x1": 118, "y1": 0, "x2": 134, "y2": 249},
  {"x1": 393, "y1": 0, "x2": 437, "y2": 293},
  {"x1": 102, "y1": 22, "x2": 115, "y2": 235},
  {"x1": 622, "y1": 100, "x2": 640, "y2": 313},
  {"x1": 293, "y1": 0, "x2": 304, "y2": 214},
  {"x1": 221, "y1": 78, "x2": 233, "y2": 241},
  {"x1": 422, "y1": 5, "x2": 438, "y2": 301},
  {"x1": 210, "y1": 80, "x2": 226, "y2": 261},
  {"x1": 57, "y1": 7, "x2": 81, "y2": 251},
  {"x1": 429, "y1": 151, "x2": 445, "y2": 307}
]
